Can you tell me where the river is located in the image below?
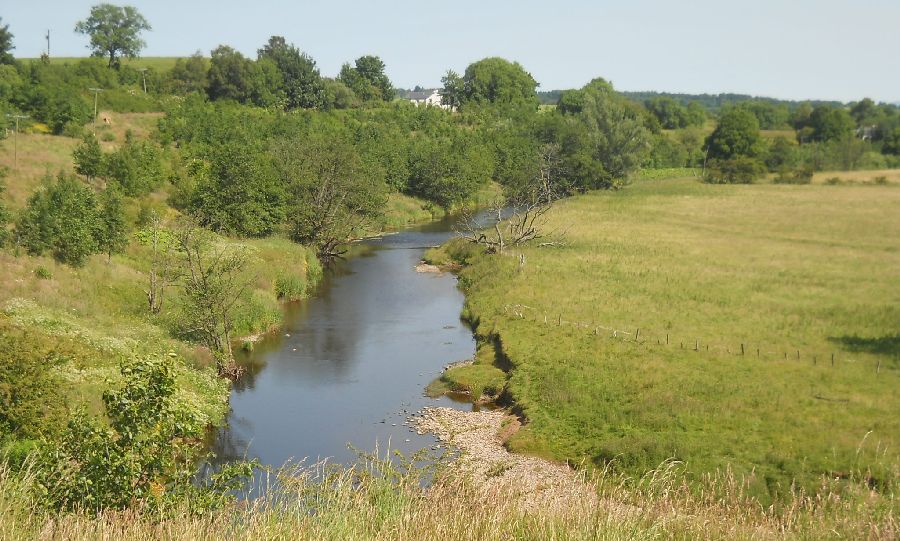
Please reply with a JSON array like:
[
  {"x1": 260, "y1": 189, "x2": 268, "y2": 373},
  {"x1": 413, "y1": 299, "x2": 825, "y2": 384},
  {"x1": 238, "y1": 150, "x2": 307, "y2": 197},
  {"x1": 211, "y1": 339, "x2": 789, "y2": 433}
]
[{"x1": 209, "y1": 215, "x2": 475, "y2": 468}]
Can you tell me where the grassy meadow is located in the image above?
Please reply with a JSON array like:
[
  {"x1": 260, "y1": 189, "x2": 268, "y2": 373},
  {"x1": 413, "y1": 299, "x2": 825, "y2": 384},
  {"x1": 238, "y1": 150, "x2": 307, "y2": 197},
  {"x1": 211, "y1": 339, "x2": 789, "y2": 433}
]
[{"x1": 429, "y1": 175, "x2": 900, "y2": 502}]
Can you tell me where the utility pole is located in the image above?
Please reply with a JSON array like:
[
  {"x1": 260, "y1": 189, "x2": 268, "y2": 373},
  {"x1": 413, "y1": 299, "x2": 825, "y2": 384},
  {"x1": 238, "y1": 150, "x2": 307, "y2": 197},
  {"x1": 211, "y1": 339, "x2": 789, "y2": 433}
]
[
  {"x1": 88, "y1": 88, "x2": 103, "y2": 133},
  {"x1": 5, "y1": 114, "x2": 30, "y2": 170},
  {"x1": 137, "y1": 68, "x2": 148, "y2": 93},
  {"x1": 46, "y1": 30, "x2": 50, "y2": 58}
]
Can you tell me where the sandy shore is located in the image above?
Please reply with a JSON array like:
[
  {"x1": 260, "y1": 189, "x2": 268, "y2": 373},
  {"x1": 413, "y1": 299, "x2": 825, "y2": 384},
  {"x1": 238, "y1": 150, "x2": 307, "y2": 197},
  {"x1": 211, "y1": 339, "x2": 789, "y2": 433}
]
[{"x1": 410, "y1": 406, "x2": 598, "y2": 512}]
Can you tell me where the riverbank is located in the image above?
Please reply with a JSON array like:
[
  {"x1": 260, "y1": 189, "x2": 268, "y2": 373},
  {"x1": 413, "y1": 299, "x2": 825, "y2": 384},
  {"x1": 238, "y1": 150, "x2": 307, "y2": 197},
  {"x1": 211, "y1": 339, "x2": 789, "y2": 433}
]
[{"x1": 423, "y1": 175, "x2": 899, "y2": 517}]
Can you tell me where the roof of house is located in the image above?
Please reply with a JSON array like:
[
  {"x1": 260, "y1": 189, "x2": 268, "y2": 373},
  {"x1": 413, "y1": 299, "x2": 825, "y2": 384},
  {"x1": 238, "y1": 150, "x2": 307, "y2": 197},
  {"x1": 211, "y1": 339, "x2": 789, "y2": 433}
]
[{"x1": 406, "y1": 89, "x2": 440, "y2": 100}]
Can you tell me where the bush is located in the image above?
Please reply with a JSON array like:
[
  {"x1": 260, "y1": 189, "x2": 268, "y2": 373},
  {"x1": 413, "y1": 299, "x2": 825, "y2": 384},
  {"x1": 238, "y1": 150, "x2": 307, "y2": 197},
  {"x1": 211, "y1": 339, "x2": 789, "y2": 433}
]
[
  {"x1": 773, "y1": 167, "x2": 813, "y2": 185},
  {"x1": 0, "y1": 323, "x2": 67, "y2": 440},
  {"x1": 34, "y1": 265, "x2": 52, "y2": 279},
  {"x1": 703, "y1": 157, "x2": 766, "y2": 184},
  {"x1": 33, "y1": 354, "x2": 229, "y2": 513},
  {"x1": 15, "y1": 173, "x2": 101, "y2": 266}
]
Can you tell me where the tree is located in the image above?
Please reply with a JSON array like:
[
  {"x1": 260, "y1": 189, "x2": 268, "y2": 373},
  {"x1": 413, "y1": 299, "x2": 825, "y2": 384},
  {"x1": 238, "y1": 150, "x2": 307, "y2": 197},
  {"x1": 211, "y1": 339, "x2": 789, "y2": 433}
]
[
  {"x1": 338, "y1": 55, "x2": 393, "y2": 102},
  {"x1": 73, "y1": 132, "x2": 104, "y2": 181},
  {"x1": 206, "y1": 45, "x2": 282, "y2": 107},
  {"x1": 457, "y1": 57, "x2": 538, "y2": 109},
  {"x1": 135, "y1": 211, "x2": 181, "y2": 314},
  {"x1": 321, "y1": 78, "x2": 359, "y2": 109},
  {"x1": 15, "y1": 173, "x2": 100, "y2": 266},
  {"x1": 705, "y1": 107, "x2": 763, "y2": 160},
  {"x1": 168, "y1": 51, "x2": 208, "y2": 94},
  {"x1": 439, "y1": 69, "x2": 463, "y2": 110},
  {"x1": 258, "y1": 36, "x2": 325, "y2": 109},
  {"x1": 176, "y1": 222, "x2": 252, "y2": 378},
  {"x1": 103, "y1": 131, "x2": 163, "y2": 196},
  {"x1": 97, "y1": 185, "x2": 128, "y2": 262},
  {"x1": 573, "y1": 79, "x2": 651, "y2": 187},
  {"x1": 188, "y1": 141, "x2": 285, "y2": 237},
  {"x1": 275, "y1": 131, "x2": 387, "y2": 258},
  {"x1": 645, "y1": 97, "x2": 691, "y2": 129},
  {"x1": 807, "y1": 105, "x2": 854, "y2": 142},
  {"x1": 0, "y1": 17, "x2": 14, "y2": 65},
  {"x1": 461, "y1": 143, "x2": 565, "y2": 254},
  {"x1": 74, "y1": 4, "x2": 151, "y2": 68}
]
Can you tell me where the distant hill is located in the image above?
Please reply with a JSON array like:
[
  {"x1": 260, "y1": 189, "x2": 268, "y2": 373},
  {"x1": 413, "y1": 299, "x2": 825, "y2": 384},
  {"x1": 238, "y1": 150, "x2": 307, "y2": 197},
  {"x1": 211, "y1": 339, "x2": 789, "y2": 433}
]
[{"x1": 538, "y1": 88, "x2": 845, "y2": 112}]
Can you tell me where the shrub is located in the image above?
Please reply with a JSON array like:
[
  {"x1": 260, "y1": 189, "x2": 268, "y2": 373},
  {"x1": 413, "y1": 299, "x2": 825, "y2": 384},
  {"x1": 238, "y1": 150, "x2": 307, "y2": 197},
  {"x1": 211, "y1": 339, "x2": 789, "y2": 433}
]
[
  {"x1": 873, "y1": 176, "x2": 888, "y2": 185},
  {"x1": 100, "y1": 131, "x2": 115, "y2": 142},
  {"x1": 703, "y1": 157, "x2": 766, "y2": 184},
  {"x1": 34, "y1": 265, "x2": 52, "y2": 279},
  {"x1": 773, "y1": 167, "x2": 813, "y2": 185},
  {"x1": 33, "y1": 354, "x2": 222, "y2": 513},
  {"x1": 0, "y1": 323, "x2": 67, "y2": 440},
  {"x1": 825, "y1": 177, "x2": 844, "y2": 185}
]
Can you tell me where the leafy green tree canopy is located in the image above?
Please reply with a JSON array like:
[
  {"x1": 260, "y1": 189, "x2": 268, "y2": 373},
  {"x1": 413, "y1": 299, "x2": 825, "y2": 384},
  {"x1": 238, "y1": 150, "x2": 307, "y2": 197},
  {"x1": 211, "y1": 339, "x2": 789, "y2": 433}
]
[
  {"x1": 338, "y1": 55, "x2": 393, "y2": 102},
  {"x1": 454, "y1": 57, "x2": 538, "y2": 109},
  {"x1": 0, "y1": 17, "x2": 14, "y2": 65},
  {"x1": 705, "y1": 108, "x2": 763, "y2": 160},
  {"x1": 75, "y1": 4, "x2": 151, "y2": 68},
  {"x1": 258, "y1": 36, "x2": 325, "y2": 109},
  {"x1": 807, "y1": 105, "x2": 854, "y2": 142}
]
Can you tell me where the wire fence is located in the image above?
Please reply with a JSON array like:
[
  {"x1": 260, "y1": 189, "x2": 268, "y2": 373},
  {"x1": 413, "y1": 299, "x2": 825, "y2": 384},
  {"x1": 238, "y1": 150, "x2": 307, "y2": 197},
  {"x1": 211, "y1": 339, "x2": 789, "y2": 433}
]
[{"x1": 501, "y1": 303, "x2": 888, "y2": 374}]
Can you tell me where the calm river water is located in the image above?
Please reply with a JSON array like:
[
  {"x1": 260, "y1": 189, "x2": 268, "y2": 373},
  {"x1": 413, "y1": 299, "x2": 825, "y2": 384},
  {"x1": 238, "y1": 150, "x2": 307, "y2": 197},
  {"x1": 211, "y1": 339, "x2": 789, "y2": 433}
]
[{"x1": 209, "y1": 216, "x2": 475, "y2": 468}]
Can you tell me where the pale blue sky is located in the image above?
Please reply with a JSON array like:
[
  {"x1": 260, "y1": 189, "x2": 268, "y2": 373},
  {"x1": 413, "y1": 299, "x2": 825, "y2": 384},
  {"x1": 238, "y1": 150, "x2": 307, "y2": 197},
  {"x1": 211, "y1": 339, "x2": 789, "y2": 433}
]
[{"x1": 4, "y1": 0, "x2": 899, "y2": 102}]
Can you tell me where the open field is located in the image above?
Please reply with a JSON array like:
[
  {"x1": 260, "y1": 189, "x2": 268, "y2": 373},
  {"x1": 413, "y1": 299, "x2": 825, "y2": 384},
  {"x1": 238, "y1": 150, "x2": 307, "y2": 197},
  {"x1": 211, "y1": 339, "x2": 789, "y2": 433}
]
[{"x1": 430, "y1": 175, "x2": 900, "y2": 502}]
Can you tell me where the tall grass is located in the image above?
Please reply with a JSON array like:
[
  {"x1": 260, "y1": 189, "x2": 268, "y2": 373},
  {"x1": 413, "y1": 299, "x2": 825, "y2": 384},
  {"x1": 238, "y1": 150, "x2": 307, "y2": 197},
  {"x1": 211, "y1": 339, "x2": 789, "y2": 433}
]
[{"x1": 0, "y1": 456, "x2": 894, "y2": 540}]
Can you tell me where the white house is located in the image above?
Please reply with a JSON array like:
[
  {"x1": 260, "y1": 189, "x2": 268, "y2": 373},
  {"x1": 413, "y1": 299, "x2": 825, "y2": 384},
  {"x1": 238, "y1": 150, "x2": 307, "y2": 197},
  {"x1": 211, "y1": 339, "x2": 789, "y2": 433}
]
[{"x1": 406, "y1": 89, "x2": 449, "y2": 109}]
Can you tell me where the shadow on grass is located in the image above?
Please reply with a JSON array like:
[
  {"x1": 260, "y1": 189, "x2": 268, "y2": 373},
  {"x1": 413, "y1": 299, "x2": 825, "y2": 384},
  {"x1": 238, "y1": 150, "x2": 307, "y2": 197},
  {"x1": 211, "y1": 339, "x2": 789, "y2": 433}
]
[{"x1": 829, "y1": 334, "x2": 900, "y2": 358}]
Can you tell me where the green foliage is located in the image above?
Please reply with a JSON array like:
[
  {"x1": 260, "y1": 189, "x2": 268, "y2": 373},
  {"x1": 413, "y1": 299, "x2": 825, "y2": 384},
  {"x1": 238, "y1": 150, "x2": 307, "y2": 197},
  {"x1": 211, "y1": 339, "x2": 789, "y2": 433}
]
[
  {"x1": 764, "y1": 136, "x2": 797, "y2": 172},
  {"x1": 644, "y1": 96, "x2": 705, "y2": 129},
  {"x1": 34, "y1": 353, "x2": 204, "y2": 512},
  {"x1": 273, "y1": 272, "x2": 307, "y2": 301},
  {"x1": 167, "y1": 52, "x2": 208, "y2": 94},
  {"x1": 276, "y1": 130, "x2": 387, "y2": 256},
  {"x1": 74, "y1": 3, "x2": 151, "y2": 68},
  {"x1": 703, "y1": 157, "x2": 766, "y2": 184},
  {"x1": 0, "y1": 322, "x2": 67, "y2": 440},
  {"x1": 72, "y1": 132, "x2": 104, "y2": 180},
  {"x1": 206, "y1": 45, "x2": 283, "y2": 107},
  {"x1": 0, "y1": 17, "x2": 14, "y2": 65},
  {"x1": 259, "y1": 36, "x2": 325, "y2": 109},
  {"x1": 96, "y1": 185, "x2": 128, "y2": 260},
  {"x1": 705, "y1": 108, "x2": 763, "y2": 160},
  {"x1": 15, "y1": 173, "x2": 100, "y2": 266},
  {"x1": 454, "y1": 57, "x2": 538, "y2": 110},
  {"x1": 34, "y1": 266, "x2": 52, "y2": 279},
  {"x1": 338, "y1": 55, "x2": 393, "y2": 102},
  {"x1": 103, "y1": 131, "x2": 163, "y2": 196},
  {"x1": 189, "y1": 141, "x2": 285, "y2": 237},
  {"x1": 407, "y1": 135, "x2": 493, "y2": 209},
  {"x1": 807, "y1": 105, "x2": 855, "y2": 142},
  {"x1": 570, "y1": 79, "x2": 651, "y2": 187}
]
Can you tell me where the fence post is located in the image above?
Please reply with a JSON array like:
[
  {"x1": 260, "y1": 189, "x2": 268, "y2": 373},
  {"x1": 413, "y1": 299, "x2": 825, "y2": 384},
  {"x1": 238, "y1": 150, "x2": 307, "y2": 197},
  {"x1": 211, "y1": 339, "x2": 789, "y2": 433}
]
[
  {"x1": 694, "y1": 339, "x2": 699, "y2": 352},
  {"x1": 877, "y1": 360, "x2": 881, "y2": 374},
  {"x1": 635, "y1": 328, "x2": 641, "y2": 342},
  {"x1": 831, "y1": 353, "x2": 834, "y2": 366},
  {"x1": 666, "y1": 333, "x2": 669, "y2": 345},
  {"x1": 741, "y1": 343, "x2": 745, "y2": 356}
]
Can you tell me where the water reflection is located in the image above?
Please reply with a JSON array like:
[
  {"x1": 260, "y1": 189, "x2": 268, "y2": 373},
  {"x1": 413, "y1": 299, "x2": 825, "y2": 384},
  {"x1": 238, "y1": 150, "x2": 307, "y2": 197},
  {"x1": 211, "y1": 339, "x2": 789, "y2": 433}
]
[{"x1": 209, "y1": 214, "x2": 479, "y2": 467}]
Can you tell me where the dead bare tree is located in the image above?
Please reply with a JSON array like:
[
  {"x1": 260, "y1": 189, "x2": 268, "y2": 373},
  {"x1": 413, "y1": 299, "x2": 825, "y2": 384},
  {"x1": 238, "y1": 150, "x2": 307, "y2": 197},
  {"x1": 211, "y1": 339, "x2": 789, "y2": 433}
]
[
  {"x1": 460, "y1": 143, "x2": 567, "y2": 254},
  {"x1": 175, "y1": 220, "x2": 254, "y2": 380}
]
